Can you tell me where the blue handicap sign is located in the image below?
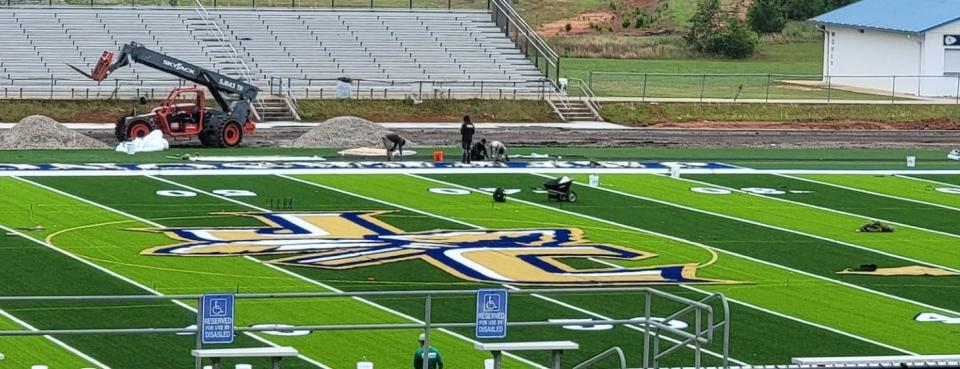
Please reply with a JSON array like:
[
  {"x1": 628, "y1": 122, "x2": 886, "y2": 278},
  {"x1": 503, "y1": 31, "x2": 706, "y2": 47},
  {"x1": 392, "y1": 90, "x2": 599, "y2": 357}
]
[
  {"x1": 475, "y1": 289, "x2": 508, "y2": 339},
  {"x1": 200, "y1": 294, "x2": 235, "y2": 344}
]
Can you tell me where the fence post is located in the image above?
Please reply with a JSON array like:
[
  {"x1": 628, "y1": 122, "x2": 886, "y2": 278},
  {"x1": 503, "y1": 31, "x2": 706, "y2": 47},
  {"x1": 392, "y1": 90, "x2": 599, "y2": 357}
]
[
  {"x1": 764, "y1": 73, "x2": 771, "y2": 103},
  {"x1": 50, "y1": 78, "x2": 54, "y2": 99},
  {"x1": 891, "y1": 75, "x2": 896, "y2": 104},
  {"x1": 588, "y1": 71, "x2": 593, "y2": 91},
  {"x1": 641, "y1": 73, "x2": 648, "y2": 103},
  {"x1": 421, "y1": 294, "x2": 432, "y2": 369},
  {"x1": 699, "y1": 74, "x2": 706, "y2": 103},
  {"x1": 956, "y1": 75, "x2": 959, "y2": 104}
]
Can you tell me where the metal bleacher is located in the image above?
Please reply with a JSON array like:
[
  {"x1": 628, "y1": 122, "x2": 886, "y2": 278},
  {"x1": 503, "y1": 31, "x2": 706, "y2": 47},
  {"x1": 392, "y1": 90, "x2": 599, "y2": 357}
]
[{"x1": 0, "y1": 6, "x2": 549, "y2": 100}]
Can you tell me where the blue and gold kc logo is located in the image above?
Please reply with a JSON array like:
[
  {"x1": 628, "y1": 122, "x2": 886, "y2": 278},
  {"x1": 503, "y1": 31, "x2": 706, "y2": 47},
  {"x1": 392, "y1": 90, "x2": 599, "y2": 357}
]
[{"x1": 141, "y1": 212, "x2": 724, "y2": 286}]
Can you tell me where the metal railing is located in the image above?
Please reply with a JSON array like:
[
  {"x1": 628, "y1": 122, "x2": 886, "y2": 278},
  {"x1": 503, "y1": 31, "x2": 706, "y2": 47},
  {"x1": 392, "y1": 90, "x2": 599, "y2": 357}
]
[
  {"x1": 572, "y1": 347, "x2": 626, "y2": 369},
  {"x1": 191, "y1": 0, "x2": 266, "y2": 120},
  {"x1": 0, "y1": 288, "x2": 731, "y2": 369},
  {"x1": 2, "y1": 0, "x2": 488, "y2": 9},
  {"x1": 266, "y1": 76, "x2": 553, "y2": 100},
  {"x1": 487, "y1": 0, "x2": 559, "y2": 87},
  {"x1": 585, "y1": 72, "x2": 960, "y2": 103},
  {"x1": 1, "y1": 76, "x2": 553, "y2": 100}
]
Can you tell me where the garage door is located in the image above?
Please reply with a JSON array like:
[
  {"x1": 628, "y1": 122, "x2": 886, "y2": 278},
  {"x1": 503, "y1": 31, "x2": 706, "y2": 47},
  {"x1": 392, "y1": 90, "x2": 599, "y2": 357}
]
[{"x1": 945, "y1": 49, "x2": 960, "y2": 74}]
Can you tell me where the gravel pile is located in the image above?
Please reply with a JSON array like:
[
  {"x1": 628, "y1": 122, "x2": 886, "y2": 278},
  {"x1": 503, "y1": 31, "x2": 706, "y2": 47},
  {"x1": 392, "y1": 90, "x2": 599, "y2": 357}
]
[
  {"x1": 289, "y1": 116, "x2": 411, "y2": 148},
  {"x1": 0, "y1": 115, "x2": 110, "y2": 150}
]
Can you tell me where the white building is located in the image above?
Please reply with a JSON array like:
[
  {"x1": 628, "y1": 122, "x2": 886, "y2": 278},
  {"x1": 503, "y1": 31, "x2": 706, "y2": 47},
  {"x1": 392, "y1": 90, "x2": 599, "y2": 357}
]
[{"x1": 811, "y1": 0, "x2": 960, "y2": 97}]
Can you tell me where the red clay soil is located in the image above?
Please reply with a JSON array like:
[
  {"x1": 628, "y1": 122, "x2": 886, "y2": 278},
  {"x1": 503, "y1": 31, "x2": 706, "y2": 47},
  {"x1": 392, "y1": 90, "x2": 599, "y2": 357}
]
[
  {"x1": 537, "y1": 12, "x2": 616, "y2": 36},
  {"x1": 536, "y1": 0, "x2": 670, "y2": 37},
  {"x1": 651, "y1": 119, "x2": 960, "y2": 130}
]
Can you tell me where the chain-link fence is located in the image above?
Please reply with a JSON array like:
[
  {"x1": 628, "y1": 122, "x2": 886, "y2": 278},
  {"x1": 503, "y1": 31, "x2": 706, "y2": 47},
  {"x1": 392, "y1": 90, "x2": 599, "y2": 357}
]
[
  {"x1": 584, "y1": 72, "x2": 960, "y2": 103},
  {"x1": 2, "y1": 0, "x2": 487, "y2": 9}
]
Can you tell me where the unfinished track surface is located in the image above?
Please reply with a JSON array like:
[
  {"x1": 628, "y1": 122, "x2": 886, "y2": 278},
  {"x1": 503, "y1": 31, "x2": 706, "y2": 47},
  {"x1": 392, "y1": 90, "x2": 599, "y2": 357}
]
[{"x1": 72, "y1": 126, "x2": 960, "y2": 149}]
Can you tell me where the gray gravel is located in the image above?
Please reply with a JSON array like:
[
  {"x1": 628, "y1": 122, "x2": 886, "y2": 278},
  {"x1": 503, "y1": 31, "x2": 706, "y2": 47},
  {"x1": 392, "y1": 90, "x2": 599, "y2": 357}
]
[
  {"x1": 288, "y1": 116, "x2": 409, "y2": 148},
  {"x1": 0, "y1": 115, "x2": 110, "y2": 150}
]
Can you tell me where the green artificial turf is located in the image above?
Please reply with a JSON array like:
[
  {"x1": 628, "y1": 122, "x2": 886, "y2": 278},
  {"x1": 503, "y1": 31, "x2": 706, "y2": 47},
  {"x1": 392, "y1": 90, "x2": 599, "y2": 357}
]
[
  {"x1": 0, "y1": 211, "x2": 296, "y2": 369},
  {"x1": 3, "y1": 177, "x2": 514, "y2": 369},
  {"x1": 912, "y1": 175, "x2": 960, "y2": 187},
  {"x1": 165, "y1": 175, "x2": 724, "y2": 368},
  {"x1": 296, "y1": 174, "x2": 952, "y2": 354},
  {"x1": 26, "y1": 177, "x2": 540, "y2": 367},
  {"x1": 0, "y1": 309, "x2": 96, "y2": 368},
  {"x1": 798, "y1": 175, "x2": 960, "y2": 210},
  {"x1": 425, "y1": 173, "x2": 960, "y2": 312},
  {"x1": 686, "y1": 175, "x2": 960, "y2": 236},
  {"x1": 580, "y1": 174, "x2": 960, "y2": 271},
  {"x1": 171, "y1": 174, "x2": 902, "y2": 364}
]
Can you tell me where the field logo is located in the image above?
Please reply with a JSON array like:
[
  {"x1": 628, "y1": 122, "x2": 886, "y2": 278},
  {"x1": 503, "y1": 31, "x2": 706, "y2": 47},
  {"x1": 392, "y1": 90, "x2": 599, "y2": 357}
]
[{"x1": 140, "y1": 212, "x2": 724, "y2": 286}]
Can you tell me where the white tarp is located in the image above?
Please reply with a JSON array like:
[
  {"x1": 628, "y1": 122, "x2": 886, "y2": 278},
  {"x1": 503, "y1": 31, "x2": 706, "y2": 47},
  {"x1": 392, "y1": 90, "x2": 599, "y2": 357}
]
[
  {"x1": 338, "y1": 147, "x2": 416, "y2": 157},
  {"x1": 116, "y1": 130, "x2": 169, "y2": 154},
  {"x1": 186, "y1": 155, "x2": 326, "y2": 162}
]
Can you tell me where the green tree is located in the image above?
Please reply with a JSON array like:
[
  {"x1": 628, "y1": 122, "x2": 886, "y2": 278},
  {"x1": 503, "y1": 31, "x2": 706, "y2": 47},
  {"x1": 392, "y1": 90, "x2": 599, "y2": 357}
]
[
  {"x1": 747, "y1": 0, "x2": 786, "y2": 34},
  {"x1": 684, "y1": 0, "x2": 723, "y2": 53},
  {"x1": 685, "y1": 0, "x2": 758, "y2": 58}
]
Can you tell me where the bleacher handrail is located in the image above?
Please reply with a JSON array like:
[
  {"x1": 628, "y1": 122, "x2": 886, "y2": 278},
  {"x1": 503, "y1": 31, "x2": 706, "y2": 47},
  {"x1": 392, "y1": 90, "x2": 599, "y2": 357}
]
[{"x1": 486, "y1": 0, "x2": 559, "y2": 86}]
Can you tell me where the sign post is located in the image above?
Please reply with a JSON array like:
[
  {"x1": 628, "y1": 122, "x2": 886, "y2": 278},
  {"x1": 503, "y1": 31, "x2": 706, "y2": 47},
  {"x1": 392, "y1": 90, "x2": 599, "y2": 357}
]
[
  {"x1": 200, "y1": 294, "x2": 236, "y2": 345},
  {"x1": 475, "y1": 289, "x2": 508, "y2": 339}
]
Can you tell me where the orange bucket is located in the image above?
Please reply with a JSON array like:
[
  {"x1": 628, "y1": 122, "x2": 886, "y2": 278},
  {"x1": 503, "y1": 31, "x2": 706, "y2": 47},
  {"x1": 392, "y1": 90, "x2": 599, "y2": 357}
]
[{"x1": 433, "y1": 150, "x2": 444, "y2": 162}]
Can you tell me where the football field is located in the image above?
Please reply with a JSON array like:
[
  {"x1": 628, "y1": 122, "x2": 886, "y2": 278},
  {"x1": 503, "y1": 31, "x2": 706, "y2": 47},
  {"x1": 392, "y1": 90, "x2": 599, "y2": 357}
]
[{"x1": 0, "y1": 167, "x2": 959, "y2": 369}]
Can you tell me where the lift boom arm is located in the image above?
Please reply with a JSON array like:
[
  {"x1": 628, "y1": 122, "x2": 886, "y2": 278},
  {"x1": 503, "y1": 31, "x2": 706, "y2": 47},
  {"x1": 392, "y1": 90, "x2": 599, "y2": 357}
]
[{"x1": 69, "y1": 42, "x2": 258, "y2": 114}]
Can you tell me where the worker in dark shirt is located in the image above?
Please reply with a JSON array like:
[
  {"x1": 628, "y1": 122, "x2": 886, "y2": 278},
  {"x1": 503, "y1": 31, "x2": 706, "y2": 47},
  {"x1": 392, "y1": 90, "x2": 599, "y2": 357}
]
[
  {"x1": 460, "y1": 115, "x2": 475, "y2": 163},
  {"x1": 413, "y1": 333, "x2": 444, "y2": 369},
  {"x1": 469, "y1": 138, "x2": 488, "y2": 161},
  {"x1": 381, "y1": 132, "x2": 406, "y2": 161}
]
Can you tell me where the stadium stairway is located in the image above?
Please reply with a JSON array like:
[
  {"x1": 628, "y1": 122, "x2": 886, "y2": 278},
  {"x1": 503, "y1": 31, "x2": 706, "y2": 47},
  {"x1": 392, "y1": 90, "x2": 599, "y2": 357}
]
[{"x1": 0, "y1": 6, "x2": 550, "y2": 120}]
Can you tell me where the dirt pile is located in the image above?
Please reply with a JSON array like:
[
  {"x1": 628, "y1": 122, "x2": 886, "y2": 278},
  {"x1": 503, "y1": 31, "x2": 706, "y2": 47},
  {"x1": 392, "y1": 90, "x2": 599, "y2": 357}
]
[
  {"x1": 0, "y1": 115, "x2": 110, "y2": 150},
  {"x1": 289, "y1": 116, "x2": 412, "y2": 148}
]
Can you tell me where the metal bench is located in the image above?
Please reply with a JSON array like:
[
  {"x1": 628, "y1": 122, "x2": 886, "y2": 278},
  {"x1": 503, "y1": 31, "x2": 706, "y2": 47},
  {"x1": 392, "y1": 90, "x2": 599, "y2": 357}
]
[
  {"x1": 192, "y1": 347, "x2": 299, "y2": 369},
  {"x1": 475, "y1": 341, "x2": 579, "y2": 369},
  {"x1": 793, "y1": 355, "x2": 960, "y2": 366}
]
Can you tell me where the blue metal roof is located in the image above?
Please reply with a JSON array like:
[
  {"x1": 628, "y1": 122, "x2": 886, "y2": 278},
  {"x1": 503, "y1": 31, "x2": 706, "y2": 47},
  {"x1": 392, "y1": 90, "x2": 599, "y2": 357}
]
[{"x1": 810, "y1": 0, "x2": 960, "y2": 34}]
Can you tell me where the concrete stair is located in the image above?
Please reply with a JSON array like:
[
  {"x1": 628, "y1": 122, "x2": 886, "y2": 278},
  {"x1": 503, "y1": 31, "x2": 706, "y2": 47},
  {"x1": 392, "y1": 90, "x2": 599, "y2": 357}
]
[
  {"x1": 552, "y1": 99, "x2": 600, "y2": 122},
  {"x1": 257, "y1": 98, "x2": 298, "y2": 121}
]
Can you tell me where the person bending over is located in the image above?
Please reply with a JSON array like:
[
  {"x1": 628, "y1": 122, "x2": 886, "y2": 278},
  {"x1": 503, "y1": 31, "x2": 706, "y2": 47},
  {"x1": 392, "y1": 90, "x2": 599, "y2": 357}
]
[
  {"x1": 382, "y1": 132, "x2": 406, "y2": 161},
  {"x1": 486, "y1": 140, "x2": 509, "y2": 163}
]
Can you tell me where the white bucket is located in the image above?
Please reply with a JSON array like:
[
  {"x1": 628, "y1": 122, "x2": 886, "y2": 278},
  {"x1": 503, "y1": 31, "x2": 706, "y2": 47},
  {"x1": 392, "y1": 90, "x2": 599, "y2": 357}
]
[
  {"x1": 31, "y1": 366, "x2": 48, "y2": 369},
  {"x1": 358, "y1": 361, "x2": 374, "y2": 369},
  {"x1": 670, "y1": 166, "x2": 681, "y2": 178},
  {"x1": 588, "y1": 174, "x2": 600, "y2": 187},
  {"x1": 906, "y1": 156, "x2": 916, "y2": 168},
  {"x1": 484, "y1": 359, "x2": 495, "y2": 369},
  {"x1": 235, "y1": 365, "x2": 252, "y2": 369}
]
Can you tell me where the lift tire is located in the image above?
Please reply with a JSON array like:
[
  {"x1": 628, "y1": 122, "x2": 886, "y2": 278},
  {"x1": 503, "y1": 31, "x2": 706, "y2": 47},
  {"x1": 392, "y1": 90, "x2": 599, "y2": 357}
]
[{"x1": 220, "y1": 121, "x2": 243, "y2": 148}]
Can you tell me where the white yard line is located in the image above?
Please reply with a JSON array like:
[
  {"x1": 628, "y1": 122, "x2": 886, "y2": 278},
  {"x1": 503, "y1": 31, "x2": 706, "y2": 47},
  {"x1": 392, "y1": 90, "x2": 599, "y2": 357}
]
[
  {"x1": 0, "y1": 295, "x2": 111, "y2": 369},
  {"x1": 271, "y1": 174, "x2": 749, "y2": 366},
  {"x1": 781, "y1": 174, "x2": 960, "y2": 213},
  {"x1": 665, "y1": 174, "x2": 960, "y2": 242},
  {"x1": 11, "y1": 177, "x2": 332, "y2": 369},
  {"x1": 895, "y1": 175, "x2": 960, "y2": 189},
  {"x1": 146, "y1": 175, "x2": 549, "y2": 369},
  {"x1": 409, "y1": 174, "x2": 960, "y2": 319},
  {"x1": 530, "y1": 173, "x2": 959, "y2": 275}
]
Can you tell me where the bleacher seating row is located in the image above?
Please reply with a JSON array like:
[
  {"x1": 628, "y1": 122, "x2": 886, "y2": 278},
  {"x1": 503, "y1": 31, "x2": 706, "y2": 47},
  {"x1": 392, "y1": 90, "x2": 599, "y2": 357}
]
[{"x1": 0, "y1": 7, "x2": 547, "y2": 99}]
